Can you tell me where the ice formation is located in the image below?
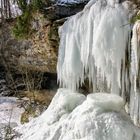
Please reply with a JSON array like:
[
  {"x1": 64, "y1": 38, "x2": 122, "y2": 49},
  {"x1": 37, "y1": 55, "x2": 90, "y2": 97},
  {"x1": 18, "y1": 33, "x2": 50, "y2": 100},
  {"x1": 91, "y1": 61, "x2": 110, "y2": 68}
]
[
  {"x1": 130, "y1": 21, "x2": 140, "y2": 126},
  {"x1": 0, "y1": 97, "x2": 24, "y2": 126},
  {"x1": 15, "y1": 89, "x2": 140, "y2": 140},
  {"x1": 57, "y1": 0, "x2": 131, "y2": 95},
  {"x1": 57, "y1": 0, "x2": 140, "y2": 126}
]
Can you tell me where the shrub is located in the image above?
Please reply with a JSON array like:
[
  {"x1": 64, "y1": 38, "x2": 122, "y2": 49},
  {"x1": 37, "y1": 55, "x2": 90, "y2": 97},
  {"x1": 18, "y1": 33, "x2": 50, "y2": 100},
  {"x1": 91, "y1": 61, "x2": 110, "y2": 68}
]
[{"x1": 12, "y1": 0, "x2": 44, "y2": 39}]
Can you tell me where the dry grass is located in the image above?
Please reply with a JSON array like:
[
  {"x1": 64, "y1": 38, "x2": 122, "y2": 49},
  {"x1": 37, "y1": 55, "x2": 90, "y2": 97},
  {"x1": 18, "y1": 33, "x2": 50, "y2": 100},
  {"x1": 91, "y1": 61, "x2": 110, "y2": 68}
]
[
  {"x1": 20, "y1": 90, "x2": 55, "y2": 106},
  {"x1": 19, "y1": 90, "x2": 55, "y2": 124}
]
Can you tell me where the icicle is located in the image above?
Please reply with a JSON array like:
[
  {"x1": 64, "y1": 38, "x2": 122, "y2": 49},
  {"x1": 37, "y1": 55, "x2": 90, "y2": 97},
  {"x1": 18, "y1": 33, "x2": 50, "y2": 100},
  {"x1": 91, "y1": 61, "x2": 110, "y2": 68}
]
[
  {"x1": 131, "y1": 21, "x2": 140, "y2": 92},
  {"x1": 130, "y1": 21, "x2": 140, "y2": 126},
  {"x1": 57, "y1": 0, "x2": 131, "y2": 93}
]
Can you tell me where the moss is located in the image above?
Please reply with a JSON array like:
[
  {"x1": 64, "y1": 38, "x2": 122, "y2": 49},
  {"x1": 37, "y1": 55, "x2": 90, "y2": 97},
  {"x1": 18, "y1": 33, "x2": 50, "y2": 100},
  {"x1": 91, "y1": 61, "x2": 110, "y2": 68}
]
[
  {"x1": 20, "y1": 111, "x2": 30, "y2": 124},
  {"x1": 32, "y1": 0, "x2": 44, "y2": 10},
  {"x1": 12, "y1": 7, "x2": 32, "y2": 39},
  {"x1": 12, "y1": 0, "x2": 45, "y2": 39},
  {"x1": 130, "y1": 13, "x2": 140, "y2": 24},
  {"x1": 20, "y1": 106, "x2": 37, "y2": 124},
  {"x1": 16, "y1": 0, "x2": 28, "y2": 12}
]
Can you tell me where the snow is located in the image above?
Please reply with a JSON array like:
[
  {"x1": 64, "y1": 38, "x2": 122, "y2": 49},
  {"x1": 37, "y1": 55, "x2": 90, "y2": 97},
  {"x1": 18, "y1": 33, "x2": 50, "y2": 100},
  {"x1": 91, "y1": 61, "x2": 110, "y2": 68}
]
[
  {"x1": 0, "y1": 97, "x2": 24, "y2": 126},
  {"x1": 0, "y1": 97, "x2": 25, "y2": 139},
  {"x1": 14, "y1": 88, "x2": 140, "y2": 140}
]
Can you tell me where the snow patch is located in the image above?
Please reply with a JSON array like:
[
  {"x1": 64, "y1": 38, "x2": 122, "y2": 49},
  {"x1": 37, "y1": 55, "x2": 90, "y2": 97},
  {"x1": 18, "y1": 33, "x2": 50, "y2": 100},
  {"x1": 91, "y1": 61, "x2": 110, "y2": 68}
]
[{"x1": 0, "y1": 97, "x2": 24, "y2": 126}]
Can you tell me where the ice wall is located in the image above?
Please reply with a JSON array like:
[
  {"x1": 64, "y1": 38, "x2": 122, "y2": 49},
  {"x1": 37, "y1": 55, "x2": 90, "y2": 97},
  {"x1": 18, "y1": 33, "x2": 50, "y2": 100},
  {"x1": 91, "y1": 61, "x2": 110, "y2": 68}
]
[
  {"x1": 57, "y1": 0, "x2": 140, "y2": 125},
  {"x1": 15, "y1": 89, "x2": 140, "y2": 140},
  {"x1": 57, "y1": 0, "x2": 131, "y2": 95}
]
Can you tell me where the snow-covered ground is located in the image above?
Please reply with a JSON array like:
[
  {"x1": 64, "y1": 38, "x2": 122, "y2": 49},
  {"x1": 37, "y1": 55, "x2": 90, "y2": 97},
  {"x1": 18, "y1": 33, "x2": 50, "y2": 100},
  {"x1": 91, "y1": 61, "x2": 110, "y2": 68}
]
[
  {"x1": 0, "y1": 97, "x2": 24, "y2": 126},
  {"x1": 0, "y1": 97, "x2": 25, "y2": 139},
  {"x1": 14, "y1": 88, "x2": 140, "y2": 140}
]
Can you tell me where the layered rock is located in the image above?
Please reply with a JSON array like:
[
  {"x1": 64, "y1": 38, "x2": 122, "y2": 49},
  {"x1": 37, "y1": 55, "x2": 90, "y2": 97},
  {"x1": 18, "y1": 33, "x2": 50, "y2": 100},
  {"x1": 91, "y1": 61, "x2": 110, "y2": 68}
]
[
  {"x1": 18, "y1": 12, "x2": 60, "y2": 73},
  {"x1": 0, "y1": 15, "x2": 59, "y2": 73},
  {"x1": 0, "y1": 0, "x2": 89, "y2": 74}
]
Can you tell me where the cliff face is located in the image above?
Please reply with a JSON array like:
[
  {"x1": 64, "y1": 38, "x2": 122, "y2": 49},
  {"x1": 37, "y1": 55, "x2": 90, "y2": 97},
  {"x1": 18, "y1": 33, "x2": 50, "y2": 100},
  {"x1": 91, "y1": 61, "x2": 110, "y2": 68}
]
[
  {"x1": 1, "y1": 0, "x2": 138, "y2": 74},
  {"x1": 0, "y1": 1, "x2": 88, "y2": 96},
  {"x1": 18, "y1": 12, "x2": 60, "y2": 73},
  {"x1": 0, "y1": 0, "x2": 88, "y2": 74},
  {"x1": 0, "y1": 13, "x2": 59, "y2": 73}
]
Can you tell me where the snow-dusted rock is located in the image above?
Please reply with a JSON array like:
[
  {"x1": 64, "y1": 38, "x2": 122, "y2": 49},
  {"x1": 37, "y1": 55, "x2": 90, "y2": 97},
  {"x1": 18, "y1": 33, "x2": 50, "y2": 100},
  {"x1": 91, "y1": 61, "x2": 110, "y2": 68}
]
[{"x1": 15, "y1": 89, "x2": 140, "y2": 140}]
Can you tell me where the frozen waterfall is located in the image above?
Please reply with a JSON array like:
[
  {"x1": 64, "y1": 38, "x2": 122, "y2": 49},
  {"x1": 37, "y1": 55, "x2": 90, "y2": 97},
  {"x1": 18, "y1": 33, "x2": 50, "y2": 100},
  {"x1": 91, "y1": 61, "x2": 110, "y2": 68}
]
[
  {"x1": 57, "y1": 0, "x2": 131, "y2": 95},
  {"x1": 57, "y1": 0, "x2": 140, "y2": 126},
  {"x1": 12, "y1": 0, "x2": 140, "y2": 139}
]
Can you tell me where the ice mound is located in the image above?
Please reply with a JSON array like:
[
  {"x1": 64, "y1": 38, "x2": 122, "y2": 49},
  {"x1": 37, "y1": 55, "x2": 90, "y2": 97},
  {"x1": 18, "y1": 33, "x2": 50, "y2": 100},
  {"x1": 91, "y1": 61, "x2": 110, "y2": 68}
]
[
  {"x1": 15, "y1": 89, "x2": 140, "y2": 140},
  {"x1": 87, "y1": 93, "x2": 124, "y2": 111}
]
